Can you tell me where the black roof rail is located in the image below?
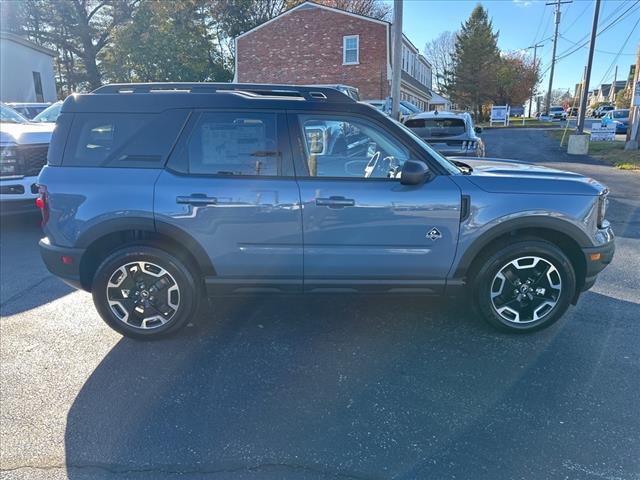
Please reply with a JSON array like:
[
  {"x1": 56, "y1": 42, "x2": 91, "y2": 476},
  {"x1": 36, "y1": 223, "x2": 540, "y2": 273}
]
[{"x1": 91, "y1": 83, "x2": 353, "y2": 102}]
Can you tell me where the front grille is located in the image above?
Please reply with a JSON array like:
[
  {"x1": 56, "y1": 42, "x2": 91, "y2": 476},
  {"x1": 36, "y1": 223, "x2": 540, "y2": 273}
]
[{"x1": 18, "y1": 144, "x2": 49, "y2": 176}]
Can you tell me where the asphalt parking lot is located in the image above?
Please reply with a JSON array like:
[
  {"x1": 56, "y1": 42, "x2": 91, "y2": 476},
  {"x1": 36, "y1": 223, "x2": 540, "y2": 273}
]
[{"x1": 1, "y1": 128, "x2": 639, "y2": 480}]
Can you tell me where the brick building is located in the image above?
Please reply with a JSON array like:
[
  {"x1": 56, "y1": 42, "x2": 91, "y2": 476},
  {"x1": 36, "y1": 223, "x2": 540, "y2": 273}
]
[{"x1": 234, "y1": 1, "x2": 432, "y2": 108}]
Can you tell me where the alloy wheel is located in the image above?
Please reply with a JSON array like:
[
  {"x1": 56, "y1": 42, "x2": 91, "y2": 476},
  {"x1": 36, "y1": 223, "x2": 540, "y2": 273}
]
[
  {"x1": 106, "y1": 261, "x2": 180, "y2": 330},
  {"x1": 489, "y1": 256, "x2": 562, "y2": 324}
]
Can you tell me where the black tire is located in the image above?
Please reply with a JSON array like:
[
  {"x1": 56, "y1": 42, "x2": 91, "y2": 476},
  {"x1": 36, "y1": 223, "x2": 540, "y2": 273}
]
[
  {"x1": 92, "y1": 246, "x2": 199, "y2": 340},
  {"x1": 472, "y1": 240, "x2": 576, "y2": 332}
]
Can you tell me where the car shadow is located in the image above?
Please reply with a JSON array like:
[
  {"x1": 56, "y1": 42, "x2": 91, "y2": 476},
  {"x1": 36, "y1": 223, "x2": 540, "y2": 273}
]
[
  {"x1": 64, "y1": 291, "x2": 639, "y2": 479},
  {"x1": 0, "y1": 213, "x2": 75, "y2": 316}
]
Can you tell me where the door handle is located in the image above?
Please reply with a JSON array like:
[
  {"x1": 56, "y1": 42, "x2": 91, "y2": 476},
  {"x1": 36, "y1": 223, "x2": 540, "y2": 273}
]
[
  {"x1": 315, "y1": 196, "x2": 355, "y2": 208},
  {"x1": 176, "y1": 194, "x2": 217, "y2": 206}
]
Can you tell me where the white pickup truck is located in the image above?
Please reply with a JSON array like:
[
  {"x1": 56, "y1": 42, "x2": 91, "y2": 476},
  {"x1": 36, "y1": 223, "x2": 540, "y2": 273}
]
[{"x1": 1, "y1": 104, "x2": 55, "y2": 215}]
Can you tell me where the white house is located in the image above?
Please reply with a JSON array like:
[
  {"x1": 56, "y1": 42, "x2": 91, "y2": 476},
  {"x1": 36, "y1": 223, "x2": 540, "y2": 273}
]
[
  {"x1": 428, "y1": 91, "x2": 452, "y2": 111},
  {"x1": 0, "y1": 32, "x2": 57, "y2": 103}
]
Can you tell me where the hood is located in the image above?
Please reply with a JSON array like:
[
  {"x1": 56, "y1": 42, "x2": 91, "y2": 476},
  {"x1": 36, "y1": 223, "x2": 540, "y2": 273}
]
[
  {"x1": 449, "y1": 157, "x2": 606, "y2": 196},
  {"x1": 0, "y1": 122, "x2": 55, "y2": 145}
]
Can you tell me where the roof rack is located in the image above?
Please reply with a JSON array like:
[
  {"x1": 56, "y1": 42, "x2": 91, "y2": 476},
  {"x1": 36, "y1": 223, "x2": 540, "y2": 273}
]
[{"x1": 91, "y1": 82, "x2": 353, "y2": 102}]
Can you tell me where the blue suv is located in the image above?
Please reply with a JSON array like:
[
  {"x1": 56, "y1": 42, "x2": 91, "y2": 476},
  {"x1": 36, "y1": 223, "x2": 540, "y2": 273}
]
[{"x1": 38, "y1": 83, "x2": 614, "y2": 339}]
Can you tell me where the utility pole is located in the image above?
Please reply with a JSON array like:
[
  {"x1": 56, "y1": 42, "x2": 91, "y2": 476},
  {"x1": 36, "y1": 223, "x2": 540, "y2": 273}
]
[
  {"x1": 576, "y1": 66, "x2": 587, "y2": 126},
  {"x1": 545, "y1": 0, "x2": 572, "y2": 114},
  {"x1": 391, "y1": 0, "x2": 403, "y2": 121},
  {"x1": 611, "y1": 65, "x2": 617, "y2": 103},
  {"x1": 527, "y1": 42, "x2": 544, "y2": 117},
  {"x1": 577, "y1": 0, "x2": 600, "y2": 135},
  {"x1": 625, "y1": 43, "x2": 640, "y2": 150}
]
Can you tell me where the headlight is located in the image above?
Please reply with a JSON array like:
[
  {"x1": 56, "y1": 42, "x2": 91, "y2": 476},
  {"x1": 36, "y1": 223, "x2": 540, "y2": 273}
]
[
  {"x1": 0, "y1": 146, "x2": 18, "y2": 175},
  {"x1": 1, "y1": 146, "x2": 17, "y2": 159},
  {"x1": 597, "y1": 192, "x2": 608, "y2": 228}
]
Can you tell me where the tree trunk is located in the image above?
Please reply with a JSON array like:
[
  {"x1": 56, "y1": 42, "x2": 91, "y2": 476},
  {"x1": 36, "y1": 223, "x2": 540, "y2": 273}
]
[{"x1": 84, "y1": 53, "x2": 102, "y2": 90}]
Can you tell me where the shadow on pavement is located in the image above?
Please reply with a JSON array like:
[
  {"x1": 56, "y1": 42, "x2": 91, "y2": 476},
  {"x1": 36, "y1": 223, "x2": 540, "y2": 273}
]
[
  {"x1": 0, "y1": 213, "x2": 75, "y2": 316},
  {"x1": 64, "y1": 292, "x2": 639, "y2": 479}
]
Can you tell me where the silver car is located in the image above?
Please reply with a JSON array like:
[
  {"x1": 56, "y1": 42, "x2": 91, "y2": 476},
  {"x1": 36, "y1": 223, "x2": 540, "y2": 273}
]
[{"x1": 404, "y1": 111, "x2": 485, "y2": 157}]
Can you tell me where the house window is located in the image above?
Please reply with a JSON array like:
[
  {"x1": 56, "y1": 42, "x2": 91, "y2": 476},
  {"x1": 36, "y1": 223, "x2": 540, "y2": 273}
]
[
  {"x1": 32, "y1": 72, "x2": 44, "y2": 102},
  {"x1": 343, "y1": 35, "x2": 359, "y2": 65}
]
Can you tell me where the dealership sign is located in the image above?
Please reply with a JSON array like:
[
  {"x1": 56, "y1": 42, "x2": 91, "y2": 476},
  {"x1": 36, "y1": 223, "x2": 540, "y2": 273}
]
[
  {"x1": 590, "y1": 123, "x2": 616, "y2": 141},
  {"x1": 490, "y1": 105, "x2": 509, "y2": 126}
]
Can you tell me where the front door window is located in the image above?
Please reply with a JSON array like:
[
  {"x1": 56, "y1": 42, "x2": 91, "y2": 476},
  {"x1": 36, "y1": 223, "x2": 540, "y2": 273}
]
[{"x1": 297, "y1": 115, "x2": 409, "y2": 179}]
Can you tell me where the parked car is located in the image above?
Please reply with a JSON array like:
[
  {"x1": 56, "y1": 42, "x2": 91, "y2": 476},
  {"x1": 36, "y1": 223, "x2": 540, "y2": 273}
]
[
  {"x1": 510, "y1": 106, "x2": 525, "y2": 117},
  {"x1": 404, "y1": 111, "x2": 485, "y2": 157},
  {"x1": 307, "y1": 84, "x2": 360, "y2": 101},
  {"x1": 601, "y1": 109, "x2": 630, "y2": 134},
  {"x1": 1, "y1": 104, "x2": 55, "y2": 215},
  {"x1": 364, "y1": 99, "x2": 423, "y2": 122},
  {"x1": 566, "y1": 107, "x2": 579, "y2": 117},
  {"x1": 32, "y1": 101, "x2": 63, "y2": 124},
  {"x1": 38, "y1": 83, "x2": 614, "y2": 339},
  {"x1": 5, "y1": 102, "x2": 50, "y2": 120},
  {"x1": 594, "y1": 105, "x2": 614, "y2": 118},
  {"x1": 547, "y1": 106, "x2": 567, "y2": 121}
]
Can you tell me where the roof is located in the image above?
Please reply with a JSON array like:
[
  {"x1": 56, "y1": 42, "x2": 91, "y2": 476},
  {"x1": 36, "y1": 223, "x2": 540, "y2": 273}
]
[
  {"x1": 411, "y1": 110, "x2": 466, "y2": 119},
  {"x1": 429, "y1": 91, "x2": 451, "y2": 104},
  {"x1": 64, "y1": 82, "x2": 362, "y2": 114},
  {"x1": 0, "y1": 31, "x2": 57, "y2": 57},
  {"x1": 236, "y1": 1, "x2": 389, "y2": 40}
]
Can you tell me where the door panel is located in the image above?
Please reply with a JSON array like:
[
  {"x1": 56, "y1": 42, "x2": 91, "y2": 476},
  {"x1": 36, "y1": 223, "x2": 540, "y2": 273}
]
[
  {"x1": 299, "y1": 176, "x2": 461, "y2": 290},
  {"x1": 154, "y1": 110, "x2": 303, "y2": 293},
  {"x1": 290, "y1": 112, "x2": 461, "y2": 293}
]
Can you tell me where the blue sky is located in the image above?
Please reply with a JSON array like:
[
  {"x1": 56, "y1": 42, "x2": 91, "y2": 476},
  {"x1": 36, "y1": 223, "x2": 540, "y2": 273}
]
[{"x1": 400, "y1": 0, "x2": 639, "y2": 95}]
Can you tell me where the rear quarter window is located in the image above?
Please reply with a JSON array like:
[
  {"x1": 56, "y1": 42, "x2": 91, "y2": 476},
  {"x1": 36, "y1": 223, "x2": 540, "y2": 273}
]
[{"x1": 62, "y1": 110, "x2": 188, "y2": 168}]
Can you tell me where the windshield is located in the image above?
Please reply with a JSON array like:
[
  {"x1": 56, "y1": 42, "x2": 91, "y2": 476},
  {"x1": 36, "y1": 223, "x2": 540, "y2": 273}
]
[
  {"x1": 612, "y1": 110, "x2": 628, "y2": 118},
  {"x1": 33, "y1": 101, "x2": 62, "y2": 123},
  {"x1": 549, "y1": 107, "x2": 564, "y2": 112},
  {"x1": 392, "y1": 118, "x2": 460, "y2": 175},
  {"x1": 0, "y1": 104, "x2": 28, "y2": 124},
  {"x1": 400, "y1": 101, "x2": 422, "y2": 114}
]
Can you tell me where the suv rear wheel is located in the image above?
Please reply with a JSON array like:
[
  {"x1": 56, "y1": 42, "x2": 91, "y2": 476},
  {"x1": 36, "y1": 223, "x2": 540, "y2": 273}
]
[
  {"x1": 473, "y1": 240, "x2": 576, "y2": 332},
  {"x1": 92, "y1": 246, "x2": 198, "y2": 339}
]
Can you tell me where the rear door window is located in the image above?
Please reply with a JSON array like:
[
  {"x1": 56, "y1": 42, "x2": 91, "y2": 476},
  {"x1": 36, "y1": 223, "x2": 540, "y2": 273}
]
[{"x1": 184, "y1": 112, "x2": 284, "y2": 176}]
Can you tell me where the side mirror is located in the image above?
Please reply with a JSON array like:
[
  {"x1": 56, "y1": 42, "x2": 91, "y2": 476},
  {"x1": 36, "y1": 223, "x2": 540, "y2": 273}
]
[
  {"x1": 474, "y1": 126, "x2": 483, "y2": 134},
  {"x1": 400, "y1": 159, "x2": 430, "y2": 186}
]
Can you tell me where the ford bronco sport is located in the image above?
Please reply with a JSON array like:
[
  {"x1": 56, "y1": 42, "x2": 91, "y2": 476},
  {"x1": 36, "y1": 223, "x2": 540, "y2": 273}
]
[{"x1": 38, "y1": 83, "x2": 614, "y2": 339}]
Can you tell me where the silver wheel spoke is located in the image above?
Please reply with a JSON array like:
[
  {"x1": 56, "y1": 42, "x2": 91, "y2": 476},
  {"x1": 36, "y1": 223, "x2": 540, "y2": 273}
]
[
  {"x1": 490, "y1": 256, "x2": 562, "y2": 324},
  {"x1": 106, "y1": 261, "x2": 181, "y2": 330}
]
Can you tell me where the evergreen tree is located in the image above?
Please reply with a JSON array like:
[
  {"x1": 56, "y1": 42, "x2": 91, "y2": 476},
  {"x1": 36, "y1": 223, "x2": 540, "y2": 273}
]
[{"x1": 451, "y1": 4, "x2": 500, "y2": 119}]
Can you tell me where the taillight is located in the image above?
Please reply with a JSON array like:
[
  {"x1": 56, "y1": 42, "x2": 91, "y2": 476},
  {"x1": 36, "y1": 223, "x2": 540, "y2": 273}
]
[{"x1": 37, "y1": 185, "x2": 49, "y2": 226}]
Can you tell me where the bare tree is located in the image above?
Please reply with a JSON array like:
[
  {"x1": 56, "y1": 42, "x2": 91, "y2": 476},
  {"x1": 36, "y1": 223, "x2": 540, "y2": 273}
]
[
  {"x1": 308, "y1": 0, "x2": 392, "y2": 20},
  {"x1": 424, "y1": 31, "x2": 456, "y2": 94}
]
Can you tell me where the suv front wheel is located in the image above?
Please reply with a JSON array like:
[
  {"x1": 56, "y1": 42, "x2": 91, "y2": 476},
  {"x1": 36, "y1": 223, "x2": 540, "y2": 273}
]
[
  {"x1": 92, "y1": 246, "x2": 199, "y2": 339},
  {"x1": 473, "y1": 240, "x2": 576, "y2": 332}
]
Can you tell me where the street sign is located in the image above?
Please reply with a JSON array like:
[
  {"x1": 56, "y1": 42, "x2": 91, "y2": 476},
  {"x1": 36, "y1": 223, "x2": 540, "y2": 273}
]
[
  {"x1": 490, "y1": 105, "x2": 509, "y2": 126},
  {"x1": 590, "y1": 123, "x2": 616, "y2": 141},
  {"x1": 633, "y1": 80, "x2": 640, "y2": 107}
]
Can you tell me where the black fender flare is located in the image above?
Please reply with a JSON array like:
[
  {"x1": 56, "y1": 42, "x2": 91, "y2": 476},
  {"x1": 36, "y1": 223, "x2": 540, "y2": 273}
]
[
  {"x1": 452, "y1": 216, "x2": 592, "y2": 280},
  {"x1": 75, "y1": 216, "x2": 215, "y2": 277}
]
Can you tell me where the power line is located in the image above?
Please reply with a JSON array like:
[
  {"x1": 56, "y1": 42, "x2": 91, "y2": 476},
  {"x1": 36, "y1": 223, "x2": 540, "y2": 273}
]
[
  {"x1": 555, "y1": 1, "x2": 640, "y2": 62},
  {"x1": 561, "y1": 0, "x2": 590, "y2": 34},
  {"x1": 595, "y1": 16, "x2": 640, "y2": 87},
  {"x1": 532, "y1": 5, "x2": 549, "y2": 45},
  {"x1": 557, "y1": 0, "x2": 640, "y2": 60},
  {"x1": 555, "y1": 0, "x2": 635, "y2": 58},
  {"x1": 559, "y1": 33, "x2": 636, "y2": 56}
]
